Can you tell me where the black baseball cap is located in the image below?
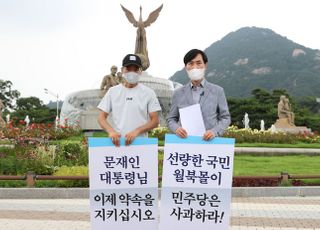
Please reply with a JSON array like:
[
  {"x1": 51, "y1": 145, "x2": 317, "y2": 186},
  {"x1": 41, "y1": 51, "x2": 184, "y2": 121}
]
[{"x1": 122, "y1": 54, "x2": 142, "y2": 68}]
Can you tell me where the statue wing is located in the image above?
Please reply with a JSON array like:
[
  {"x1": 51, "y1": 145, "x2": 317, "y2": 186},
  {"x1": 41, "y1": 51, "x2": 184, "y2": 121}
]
[
  {"x1": 143, "y1": 4, "x2": 163, "y2": 27},
  {"x1": 120, "y1": 4, "x2": 138, "y2": 27}
]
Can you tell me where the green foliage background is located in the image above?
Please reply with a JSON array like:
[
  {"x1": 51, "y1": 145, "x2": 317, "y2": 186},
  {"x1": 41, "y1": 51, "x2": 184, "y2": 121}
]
[{"x1": 228, "y1": 88, "x2": 320, "y2": 132}]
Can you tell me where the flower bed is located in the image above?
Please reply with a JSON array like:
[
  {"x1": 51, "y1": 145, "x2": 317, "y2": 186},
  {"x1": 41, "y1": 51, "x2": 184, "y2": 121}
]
[
  {"x1": 0, "y1": 122, "x2": 87, "y2": 176},
  {"x1": 223, "y1": 126, "x2": 320, "y2": 144},
  {"x1": 149, "y1": 126, "x2": 320, "y2": 144},
  {"x1": 0, "y1": 121, "x2": 81, "y2": 143}
]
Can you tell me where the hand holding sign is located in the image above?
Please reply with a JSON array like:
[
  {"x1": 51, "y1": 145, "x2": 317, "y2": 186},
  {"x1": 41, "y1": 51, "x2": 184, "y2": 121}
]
[
  {"x1": 109, "y1": 131, "x2": 121, "y2": 147},
  {"x1": 175, "y1": 127, "x2": 188, "y2": 138},
  {"x1": 203, "y1": 130, "x2": 215, "y2": 141}
]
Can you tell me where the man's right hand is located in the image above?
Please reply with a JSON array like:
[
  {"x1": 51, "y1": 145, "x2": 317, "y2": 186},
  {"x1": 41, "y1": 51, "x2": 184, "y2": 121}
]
[
  {"x1": 175, "y1": 127, "x2": 188, "y2": 138},
  {"x1": 109, "y1": 131, "x2": 121, "y2": 147}
]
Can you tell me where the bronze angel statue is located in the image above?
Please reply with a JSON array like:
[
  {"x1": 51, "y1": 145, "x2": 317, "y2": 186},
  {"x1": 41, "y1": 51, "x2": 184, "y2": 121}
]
[{"x1": 121, "y1": 4, "x2": 163, "y2": 70}]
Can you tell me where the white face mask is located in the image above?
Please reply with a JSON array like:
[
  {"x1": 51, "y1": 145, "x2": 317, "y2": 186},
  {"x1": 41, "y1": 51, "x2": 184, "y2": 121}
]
[
  {"x1": 123, "y1": 72, "x2": 140, "y2": 84},
  {"x1": 187, "y1": 68, "x2": 205, "y2": 81}
]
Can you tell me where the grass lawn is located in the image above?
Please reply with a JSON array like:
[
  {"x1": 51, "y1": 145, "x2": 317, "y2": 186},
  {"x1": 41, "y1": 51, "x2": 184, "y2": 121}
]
[
  {"x1": 236, "y1": 142, "x2": 320, "y2": 148},
  {"x1": 234, "y1": 154, "x2": 320, "y2": 176},
  {"x1": 157, "y1": 141, "x2": 320, "y2": 148},
  {"x1": 233, "y1": 154, "x2": 320, "y2": 185},
  {"x1": 92, "y1": 132, "x2": 108, "y2": 137}
]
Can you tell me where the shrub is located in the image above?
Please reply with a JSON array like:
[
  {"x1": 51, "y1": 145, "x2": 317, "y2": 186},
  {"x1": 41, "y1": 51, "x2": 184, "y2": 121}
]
[
  {"x1": 53, "y1": 165, "x2": 88, "y2": 187},
  {"x1": 0, "y1": 146, "x2": 41, "y2": 175},
  {"x1": 62, "y1": 143, "x2": 82, "y2": 161},
  {"x1": 0, "y1": 139, "x2": 89, "y2": 177},
  {"x1": 54, "y1": 142, "x2": 88, "y2": 167},
  {"x1": 0, "y1": 147, "x2": 17, "y2": 175},
  {"x1": 223, "y1": 125, "x2": 320, "y2": 144}
]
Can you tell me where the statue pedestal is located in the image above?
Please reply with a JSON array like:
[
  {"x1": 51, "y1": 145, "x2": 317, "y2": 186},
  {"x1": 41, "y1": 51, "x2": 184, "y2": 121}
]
[
  {"x1": 79, "y1": 108, "x2": 116, "y2": 131},
  {"x1": 274, "y1": 118, "x2": 311, "y2": 134},
  {"x1": 60, "y1": 76, "x2": 182, "y2": 131},
  {"x1": 274, "y1": 118, "x2": 294, "y2": 128},
  {"x1": 79, "y1": 108, "x2": 101, "y2": 130}
]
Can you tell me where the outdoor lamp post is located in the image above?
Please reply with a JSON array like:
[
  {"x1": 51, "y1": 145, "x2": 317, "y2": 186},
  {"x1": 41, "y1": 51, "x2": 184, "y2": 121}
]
[{"x1": 44, "y1": 88, "x2": 59, "y2": 125}]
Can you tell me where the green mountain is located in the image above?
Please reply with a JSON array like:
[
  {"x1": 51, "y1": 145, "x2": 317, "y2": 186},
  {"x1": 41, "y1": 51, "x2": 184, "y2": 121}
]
[
  {"x1": 46, "y1": 100, "x2": 63, "y2": 109},
  {"x1": 170, "y1": 27, "x2": 320, "y2": 97}
]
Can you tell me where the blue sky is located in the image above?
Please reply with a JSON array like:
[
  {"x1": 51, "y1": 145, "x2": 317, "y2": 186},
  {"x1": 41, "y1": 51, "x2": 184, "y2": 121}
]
[{"x1": 0, "y1": 0, "x2": 319, "y2": 103}]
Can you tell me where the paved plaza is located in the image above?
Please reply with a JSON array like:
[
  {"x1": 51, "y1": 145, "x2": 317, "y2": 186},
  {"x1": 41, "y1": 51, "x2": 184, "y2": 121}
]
[{"x1": 0, "y1": 196, "x2": 320, "y2": 230}]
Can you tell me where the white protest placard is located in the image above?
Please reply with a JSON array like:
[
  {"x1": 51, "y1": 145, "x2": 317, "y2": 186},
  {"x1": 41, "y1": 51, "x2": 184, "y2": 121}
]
[
  {"x1": 88, "y1": 137, "x2": 158, "y2": 230},
  {"x1": 159, "y1": 134, "x2": 235, "y2": 230},
  {"x1": 179, "y1": 104, "x2": 206, "y2": 136}
]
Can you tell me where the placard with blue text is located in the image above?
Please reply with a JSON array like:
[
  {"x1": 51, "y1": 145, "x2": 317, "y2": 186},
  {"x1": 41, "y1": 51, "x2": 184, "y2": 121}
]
[
  {"x1": 159, "y1": 134, "x2": 235, "y2": 230},
  {"x1": 88, "y1": 137, "x2": 158, "y2": 230}
]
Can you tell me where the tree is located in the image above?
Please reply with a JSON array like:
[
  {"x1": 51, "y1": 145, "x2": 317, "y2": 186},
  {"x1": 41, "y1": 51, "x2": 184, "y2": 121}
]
[
  {"x1": 0, "y1": 80, "x2": 20, "y2": 111},
  {"x1": 271, "y1": 89, "x2": 291, "y2": 105},
  {"x1": 251, "y1": 88, "x2": 271, "y2": 104},
  {"x1": 228, "y1": 88, "x2": 320, "y2": 132},
  {"x1": 15, "y1": 97, "x2": 45, "y2": 111},
  {"x1": 295, "y1": 96, "x2": 320, "y2": 114},
  {"x1": 228, "y1": 97, "x2": 277, "y2": 129},
  {"x1": 11, "y1": 97, "x2": 56, "y2": 124}
]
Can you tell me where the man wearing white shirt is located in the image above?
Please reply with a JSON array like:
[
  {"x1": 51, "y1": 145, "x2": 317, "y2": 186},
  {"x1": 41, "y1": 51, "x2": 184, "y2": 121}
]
[{"x1": 98, "y1": 54, "x2": 161, "y2": 146}]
